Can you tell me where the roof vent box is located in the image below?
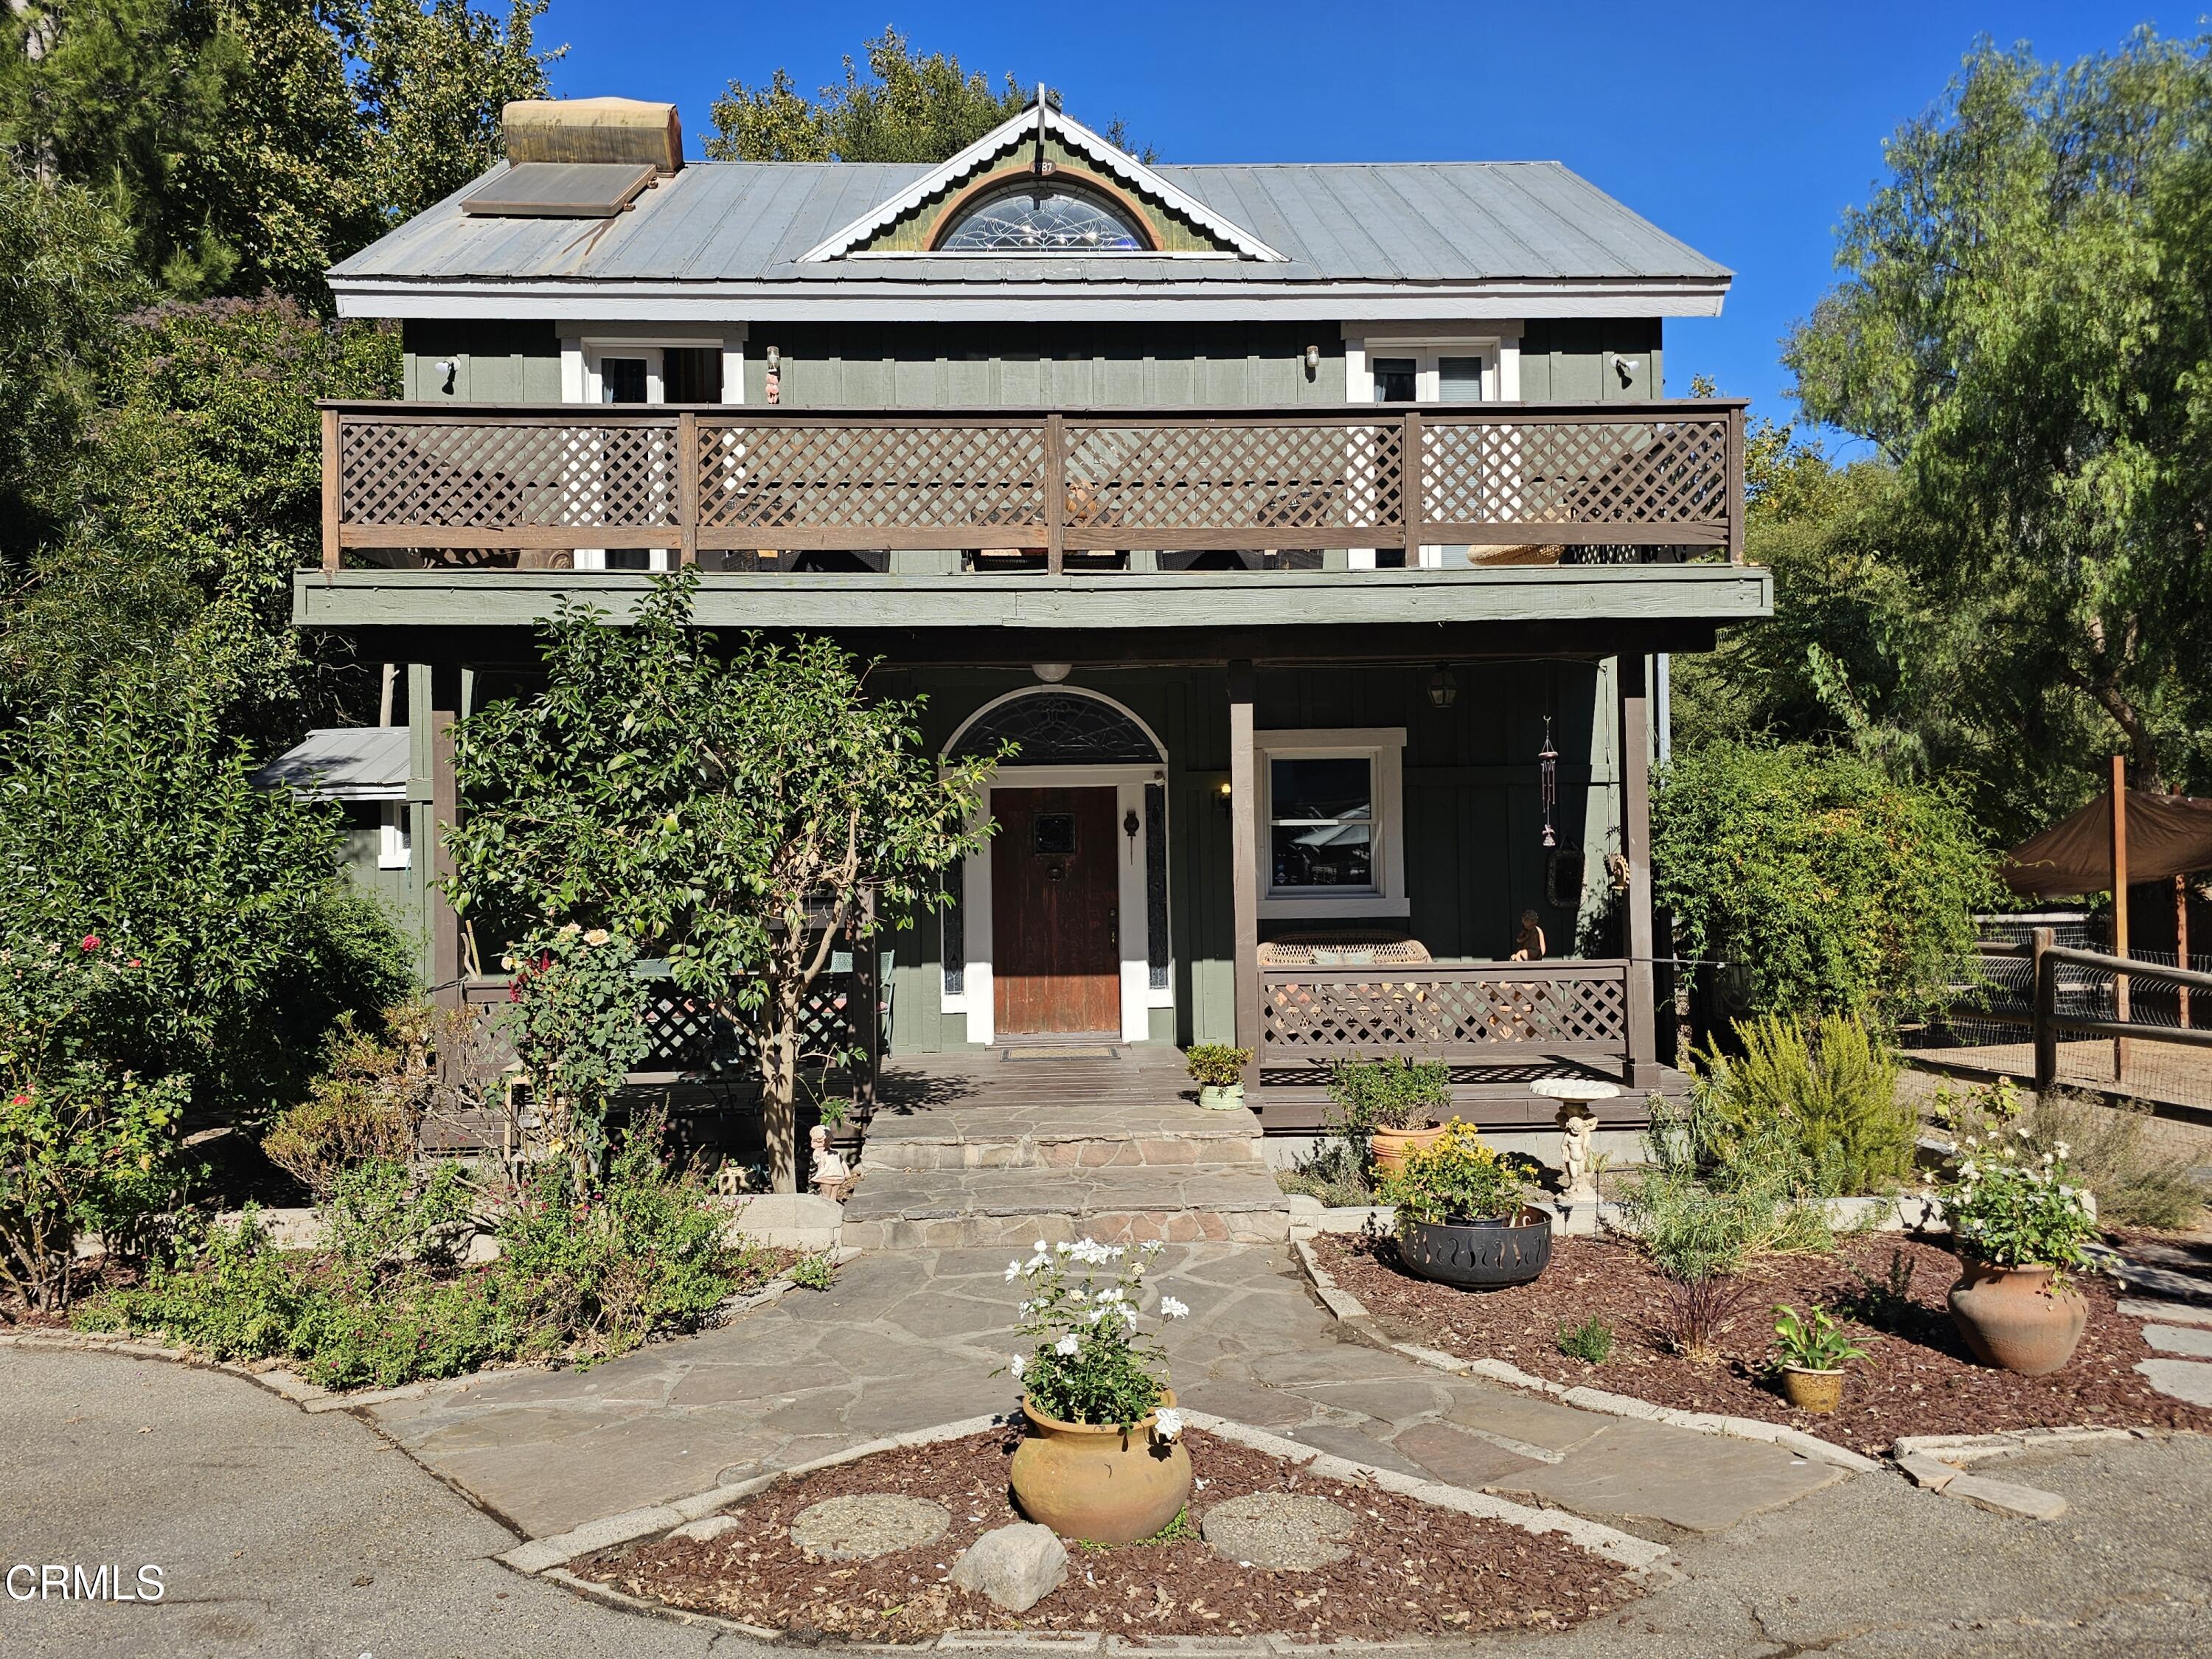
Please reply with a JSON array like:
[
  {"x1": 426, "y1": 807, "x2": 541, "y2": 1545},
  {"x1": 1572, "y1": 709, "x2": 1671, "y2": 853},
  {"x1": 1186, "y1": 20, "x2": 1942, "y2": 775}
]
[{"x1": 504, "y1": 97, "x2": 682, "y2": 173}]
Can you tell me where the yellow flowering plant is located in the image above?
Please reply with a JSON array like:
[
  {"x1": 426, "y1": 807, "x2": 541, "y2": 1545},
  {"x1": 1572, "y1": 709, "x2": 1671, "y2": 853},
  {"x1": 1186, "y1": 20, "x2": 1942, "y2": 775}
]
[{"x1": 1379, "y1": 1120, "x2": 1531, "y2": 1226}]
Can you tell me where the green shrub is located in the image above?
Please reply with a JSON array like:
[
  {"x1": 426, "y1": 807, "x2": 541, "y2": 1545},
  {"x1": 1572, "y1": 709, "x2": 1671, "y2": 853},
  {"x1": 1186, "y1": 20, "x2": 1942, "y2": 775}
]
[
  {"x1": 1653, "y1": 741, "x2": 1998, "y2": 1025},
  {"x1": 2024, "y1": 1092, "x2": 2205, "y2": 1232},
  {"x1": 1275, "y1": 1139, "x2": 1372, "y2": 1209},
  {"x1": 1557, "y1": 1316, "x2": 1613, "y2": 1364},
  {"x1": 1691, "y1": 1014, "x2": 1916, "y2": 1194},
  {"x1": 1618, "y1": 1101, "x2": 1836, "y2": 1279},
  {"x1": 260, "y1": 1018, "x2": 417, "y2": 1199},
  {"x1": 1770, "y1": 1304, "x2": 1871, "y2": 1372},
  {"x1": 1185, "y1": 1044, "x2": 1251, "y2": 1088},
  {"x1": 1325, "y1": 1057, "x2": 1451, "y2": 1135},
  {"x1": 788, "y1": 1251, "x2": 837, "y2": 1290},
  {"x1": 81, "y1": 1121, "x2": 762, "y2": 1388}
]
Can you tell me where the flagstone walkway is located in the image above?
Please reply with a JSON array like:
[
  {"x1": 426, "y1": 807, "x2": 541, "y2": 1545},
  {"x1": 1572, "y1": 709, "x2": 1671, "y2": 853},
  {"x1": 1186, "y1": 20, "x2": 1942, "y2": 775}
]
[{"x1": 362, "y1": 1243, "x2": 1844, "y2": 1542}]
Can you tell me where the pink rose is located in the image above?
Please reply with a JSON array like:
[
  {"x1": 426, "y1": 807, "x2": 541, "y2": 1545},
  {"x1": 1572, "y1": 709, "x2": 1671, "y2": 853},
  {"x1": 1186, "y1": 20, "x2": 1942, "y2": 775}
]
[{"x1": 80, "y1": 934, "x2": 101, "y2": 952}]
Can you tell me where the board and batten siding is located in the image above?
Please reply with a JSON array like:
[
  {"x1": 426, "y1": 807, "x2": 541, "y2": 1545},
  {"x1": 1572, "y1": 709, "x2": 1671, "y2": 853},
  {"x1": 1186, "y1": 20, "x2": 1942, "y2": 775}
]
[
  {"x1": 397, "y1": 319, "x2": 1664, "y2": 409},
  {"x1": 876, "y1": 660, "x2": 1623, "y2": 1054}
]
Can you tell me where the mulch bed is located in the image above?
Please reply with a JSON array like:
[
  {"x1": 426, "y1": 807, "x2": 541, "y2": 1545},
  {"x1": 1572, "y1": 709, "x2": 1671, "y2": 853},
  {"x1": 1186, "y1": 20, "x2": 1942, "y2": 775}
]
[
  {"x1": 580, "y1": 1427, "x2": 1635, "y2": 1643},
  {"x1": 1312, "y1": 1231, "x2": 2212, "y2": 1458}
]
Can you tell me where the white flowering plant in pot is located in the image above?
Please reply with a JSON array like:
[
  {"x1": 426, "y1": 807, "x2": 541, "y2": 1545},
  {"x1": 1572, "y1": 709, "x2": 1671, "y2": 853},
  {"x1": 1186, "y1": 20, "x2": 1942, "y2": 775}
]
[
  {"x1": 1936, "y1": 1126, "x2": 2098, "y2": 1287},
  {"x1": 1000, "y1": 1237, "x2": 1189, "y2": 1434}
]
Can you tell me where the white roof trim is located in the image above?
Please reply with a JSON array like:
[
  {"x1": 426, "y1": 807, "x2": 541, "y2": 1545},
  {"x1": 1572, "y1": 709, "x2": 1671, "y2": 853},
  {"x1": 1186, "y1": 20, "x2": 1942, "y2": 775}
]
[
  {"x1": 795, "y1": 100, "x2": 1289, "y2": 265},
  {"x1": 333, "y1": 275, "x2": 1729, "y2": 323}
]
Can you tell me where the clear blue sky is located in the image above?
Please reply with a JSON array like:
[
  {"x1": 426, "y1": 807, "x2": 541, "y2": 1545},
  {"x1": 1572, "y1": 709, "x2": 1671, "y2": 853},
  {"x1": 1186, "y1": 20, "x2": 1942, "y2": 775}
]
[{"x1": 544, "y1": 1, "x2": 2177, "y2": 427}]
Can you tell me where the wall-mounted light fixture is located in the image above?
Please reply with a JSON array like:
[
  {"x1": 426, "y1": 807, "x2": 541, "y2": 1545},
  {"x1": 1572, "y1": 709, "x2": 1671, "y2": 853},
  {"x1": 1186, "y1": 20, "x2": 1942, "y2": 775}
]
[
  {"x1": 1122, "y1": 807, "x2": 1141, "y2": 847},
  {"x1": 1214, "y1": 779, "x2": 1233, "y2": 814},
  {"x1": 434, "y1": 359, "x2": 458, "y2": 394},
  {"x1": 1425, "y1": 664, "x2": 1458, "y2": 710},
  {"x1": 1303, "y1": 344, "x2": 1321, "y2": 379},
  {"x1": 1608, "y1": 352, "x2": 1642, "y2": 386}
]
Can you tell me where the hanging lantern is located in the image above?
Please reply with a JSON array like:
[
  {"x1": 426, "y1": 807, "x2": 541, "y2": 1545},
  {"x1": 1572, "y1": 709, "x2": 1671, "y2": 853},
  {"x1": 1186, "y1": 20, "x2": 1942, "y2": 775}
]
[{"x1": 1538, "y1": 716, "x2": 1558, "y2": 848}]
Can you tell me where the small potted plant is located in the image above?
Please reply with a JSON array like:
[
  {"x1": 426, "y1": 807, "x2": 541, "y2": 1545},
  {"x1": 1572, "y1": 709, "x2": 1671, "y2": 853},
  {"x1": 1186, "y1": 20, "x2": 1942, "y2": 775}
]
[
  {"x1": 1185, "y1": 1043, "x2": 1253, "y2": 1110},
  {"x1": 1327, "y1": 1056, "x2": 1453, "y2": 1173},
  {"x1": 1000, "y1": 1237, "x2": 1194, "y2": 1545},
  {"x1": 1377, "y1": 1120, "x2": 1552, "y2": 1290},
  {"x1": 1936, "y1": 1127, "x2": 2100, "y2": 1375},
  {"x1": 1769, "y1": 1304, "x2": 1871, "y2": 1414}
]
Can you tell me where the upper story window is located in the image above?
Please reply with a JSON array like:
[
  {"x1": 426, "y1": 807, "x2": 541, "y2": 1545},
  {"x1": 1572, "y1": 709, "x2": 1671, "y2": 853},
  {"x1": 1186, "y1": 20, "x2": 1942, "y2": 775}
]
[{"x1": 937, "y1": 183, "x2": 1148, "y2": 253}]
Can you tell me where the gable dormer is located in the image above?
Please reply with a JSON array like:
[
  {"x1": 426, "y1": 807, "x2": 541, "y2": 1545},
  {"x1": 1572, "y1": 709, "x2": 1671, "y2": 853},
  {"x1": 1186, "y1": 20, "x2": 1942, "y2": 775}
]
[{"x1": 799, "y1": 92, "x2": 1285, "y2": 262}]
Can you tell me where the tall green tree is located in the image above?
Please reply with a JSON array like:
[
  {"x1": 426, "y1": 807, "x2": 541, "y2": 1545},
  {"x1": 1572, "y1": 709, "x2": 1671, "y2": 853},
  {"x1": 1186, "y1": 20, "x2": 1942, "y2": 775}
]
[
  {"x1": 1786, "y1": 30, "x2": 2212, "y2": 795},
  {"x1": 709, "y1": 27, "x2": 1026, "y2": 162},
  {"x1": 0, "y1": 0, "x2": 557, "y2": 302},
  {"x1": 446, "y1": 573, "x2": 994, "y2": 1190}
]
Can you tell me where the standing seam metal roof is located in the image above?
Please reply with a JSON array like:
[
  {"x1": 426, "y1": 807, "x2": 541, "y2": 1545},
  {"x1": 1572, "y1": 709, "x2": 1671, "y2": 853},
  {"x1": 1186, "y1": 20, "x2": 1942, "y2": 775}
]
[{"x1": 330, "y1": 159, "x2": 1728, "y2": 287}]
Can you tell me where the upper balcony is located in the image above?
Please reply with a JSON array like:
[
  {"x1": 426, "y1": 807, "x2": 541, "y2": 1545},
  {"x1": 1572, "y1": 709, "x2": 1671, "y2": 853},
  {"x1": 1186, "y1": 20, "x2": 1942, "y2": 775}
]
[{"x1": 305, "y1": 398, "x2": 1763, "y2": 641}]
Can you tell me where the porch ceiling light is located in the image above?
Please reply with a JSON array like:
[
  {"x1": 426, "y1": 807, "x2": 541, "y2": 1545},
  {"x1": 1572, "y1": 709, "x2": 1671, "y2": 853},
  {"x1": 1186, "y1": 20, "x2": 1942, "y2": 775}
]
[
  {"x1": 1425, "y1": 664, "x2": 1458, "y2": 709},
  {"x1": 1032, "y1": 662, "x2": 1071, "y2": 683}
]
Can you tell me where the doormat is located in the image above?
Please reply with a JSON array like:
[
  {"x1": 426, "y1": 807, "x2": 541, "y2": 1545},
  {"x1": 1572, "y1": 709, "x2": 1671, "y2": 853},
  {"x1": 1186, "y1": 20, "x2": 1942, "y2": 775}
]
[{"x1": 999, "y1": 1044, "x2": 1118, "y2": 1062}]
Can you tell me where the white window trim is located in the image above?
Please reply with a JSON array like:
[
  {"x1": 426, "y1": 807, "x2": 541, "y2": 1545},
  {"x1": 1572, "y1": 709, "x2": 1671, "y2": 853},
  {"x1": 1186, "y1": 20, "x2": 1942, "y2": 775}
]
[
  {"x1": 1343, "y1": 326, "x2": 1521, "y2": 570},
  {"x1": 377, "y1": 801, "x2": 411, "y2": 871},
  {"x1": 956, "y1": 762, "x2": 1169, "y2": 1047},
  {"x1": 558, "y1": 333, "x2": 744, "y2": 572},
  {"x1": 1256, "y1": 728, "x2": 1408, "y2": 919}
]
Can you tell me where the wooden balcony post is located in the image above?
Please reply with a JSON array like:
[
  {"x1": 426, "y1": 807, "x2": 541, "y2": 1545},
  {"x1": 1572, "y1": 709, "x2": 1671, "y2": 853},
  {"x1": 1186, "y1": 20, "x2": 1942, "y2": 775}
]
[
  {"x1": 1726, "y1": 405, "x2": 1746, "y2": 566},
  {"x1": 676, "y1": 410, "x2": 700, "y2": 568},
  {"x1": 320, "y1": 406, "x2": 341, "y2": 574},
  {"x1": 2031, "y1": 926, "x2": 2058, "y2": 1092},
  {"x1": 1228, "y1": 661, "x2": 1262, "y2": 1092},
  {"x1": 1401, "y1": 410, "x2": 1425, "y2": 567},
  {"x1": 1617, "y1": 653, "x2": 1658, "y2": 1087},
  {"x1": 852, "y1": 886, "x2": 881, "y2": 1116},
  {"x1": 1043, "y1": 411, "x2": 1066, "y2": 576},
  {"x1": 430, "y1": 660, "x2": 465, "y2": 1006}
]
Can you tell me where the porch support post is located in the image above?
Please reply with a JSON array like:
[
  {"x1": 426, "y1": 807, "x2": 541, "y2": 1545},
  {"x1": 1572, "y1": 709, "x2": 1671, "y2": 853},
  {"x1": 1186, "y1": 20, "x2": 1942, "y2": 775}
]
[
  {"x1": 429, "y1": 660, "x2": 465, "y2": 1006},
  {"x1": 1617, "y1": 653, "x2": 1658, "y2": 1087},
  {"x1": 1228, "y1": 661, "x2": 1262, "y2": 1092},
  {"x1": 852, "y1": 887, "x2": 881, "y2": 1116}
]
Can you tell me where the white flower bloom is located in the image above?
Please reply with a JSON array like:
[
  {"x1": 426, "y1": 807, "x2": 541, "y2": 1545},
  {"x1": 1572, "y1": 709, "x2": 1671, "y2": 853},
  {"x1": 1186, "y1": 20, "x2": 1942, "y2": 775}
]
[
  {"x1": 1026, "y1": 1251, "x2": 1051, "y2": 1270},
  {"x1": 1097, "y1": 1287, "x2": 1123, "y2": 1304},
  {"x1": 1068, "y1": 1287, "x2": 1085, "y2": 1302},
  {"x1": 1160, "y1": 1295, "x2": 1190, "y2": 1320},
  {"x1": 1141, "y1": 1240, "x2": 1166, "y2": 1256},
  {"x1": 1088, "y1": 1308, "x2": 1107, "y2": 1324},
  {"x1": 2056, "y1": 1142, "x2": 2071, "y2": 1159},
  {"x1": 1006, "y1": 1260, "x2": 1023, "y2": 1281},
  {"x1": 1009, "y1": 1354, "x2": 1026, "y2": 1379},
  {"x1": 1155, "y1": 1408, "x2": 1184, "y2": 1441},
  {"x1": 1056, "y1": 1333, "x2": 1079, "y2": 1356},
  {"x1": 1034, "y1": 1239, "x2": 1048, "y2": 1254},
  {"x1": 1054, "y1": 1241, "x2": 1073, "y2": 1256}
]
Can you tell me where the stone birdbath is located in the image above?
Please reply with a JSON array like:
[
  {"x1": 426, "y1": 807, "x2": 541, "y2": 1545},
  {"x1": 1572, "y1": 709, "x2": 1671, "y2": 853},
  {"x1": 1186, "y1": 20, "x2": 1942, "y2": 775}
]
[{"x1": 1528, "y1": 1077, "x2": 1622, "y2": 1206}]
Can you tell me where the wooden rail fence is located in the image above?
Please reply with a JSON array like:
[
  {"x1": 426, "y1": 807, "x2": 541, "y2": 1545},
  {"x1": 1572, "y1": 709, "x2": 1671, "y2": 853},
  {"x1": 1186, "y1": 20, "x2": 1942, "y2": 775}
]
[{"x1": 319, "y1": 400, "x2": 1747, "y2": 573}]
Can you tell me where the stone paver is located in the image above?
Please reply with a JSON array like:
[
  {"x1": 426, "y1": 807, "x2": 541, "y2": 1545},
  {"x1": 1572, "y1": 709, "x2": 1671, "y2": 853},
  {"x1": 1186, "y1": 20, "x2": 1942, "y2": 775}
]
[
  {"x1": 362, "y1": 1243, "x2": 1846, "y2": 1546},
  {"x1": 1485, "y1": 1414, "x2": 1846, "y2": 1534},
  {"x1": 1943, "y1": 1472, "x2": 2070, "y2": 1520},
  {"x1": 1200, "y1": 1492, "x2": 1357, "y2": 1569},
  {"x1": 2136, "y1": 1355, "x2": 2212, "y2": 1406},
  {"x1": 790, "y1": 1493, "x2": 950, "y2": 1559},
  {"x1": 2119, "y1": 1295, "x2": 2212, "y2": 1328},
  {"x1": 2141, "y1": 1322, "x2": 2212, "y2": 1357}
]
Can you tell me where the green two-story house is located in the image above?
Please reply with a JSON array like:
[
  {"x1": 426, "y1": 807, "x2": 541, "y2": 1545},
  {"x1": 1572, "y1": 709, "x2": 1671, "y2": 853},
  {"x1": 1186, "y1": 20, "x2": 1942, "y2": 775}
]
[{"x1": 299, "y1": 92, "x2": 1764, "y2": 1141}]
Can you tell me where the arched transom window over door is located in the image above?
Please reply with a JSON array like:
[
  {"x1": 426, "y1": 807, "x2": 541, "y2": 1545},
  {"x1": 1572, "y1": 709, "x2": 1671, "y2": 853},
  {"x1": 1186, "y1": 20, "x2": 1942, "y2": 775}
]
[{"x1": 947, "y1": 690, "x2": 1163, "y2": 767}]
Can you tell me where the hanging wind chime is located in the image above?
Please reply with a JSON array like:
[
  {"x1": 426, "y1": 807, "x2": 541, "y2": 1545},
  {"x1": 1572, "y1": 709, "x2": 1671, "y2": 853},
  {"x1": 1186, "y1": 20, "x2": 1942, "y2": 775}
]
[{"x1": 1538, "y1": 717, "x2": 1558, "y2": 848}]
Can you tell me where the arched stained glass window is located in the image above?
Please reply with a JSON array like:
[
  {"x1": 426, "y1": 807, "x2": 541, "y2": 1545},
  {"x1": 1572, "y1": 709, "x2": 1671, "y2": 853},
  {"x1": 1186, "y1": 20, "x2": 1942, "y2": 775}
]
[
  {"x1": 947, "y1": 691, "x2": 1161, "y2": 765},
  {"x1": 937, "y1": 184, "x2": 1148, "y2": 253}
]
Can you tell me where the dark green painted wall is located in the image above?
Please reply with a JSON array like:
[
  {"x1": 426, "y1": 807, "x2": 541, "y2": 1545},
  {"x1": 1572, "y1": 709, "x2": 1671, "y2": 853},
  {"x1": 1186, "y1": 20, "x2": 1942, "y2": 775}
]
[
  {"x1": 1517, "y1": 318, "x2": 1663, "y2": 401},
  {"x1": 751, "y1": 324, "x2": 1346, "y2": 407},
  {"x1": 877, "y1": 659, "x2": 1620, "y2": 1054},
  {"x1": 401, "y1": 319, "x2": 562, "y2": 401}
]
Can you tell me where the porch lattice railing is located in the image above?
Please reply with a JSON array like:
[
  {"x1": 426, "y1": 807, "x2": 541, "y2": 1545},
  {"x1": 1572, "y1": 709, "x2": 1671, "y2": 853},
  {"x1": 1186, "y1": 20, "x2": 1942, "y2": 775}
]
[
  {"x1": 319, "y1": 400, "x2": 1746, "y2": 571},
  {"x1": 1260, "y1": 959, "x2": 1632, "y2": 1066}
]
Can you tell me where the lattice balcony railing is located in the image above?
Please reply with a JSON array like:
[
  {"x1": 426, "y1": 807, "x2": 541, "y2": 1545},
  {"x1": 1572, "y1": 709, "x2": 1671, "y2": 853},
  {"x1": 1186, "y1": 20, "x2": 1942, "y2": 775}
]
[
  {"x1": 1259, "y1": 961, "x2": 1632, "y2": 1065},
  {"x1": 320, "y1": 400, "x2": 1745, "y2": 571}
]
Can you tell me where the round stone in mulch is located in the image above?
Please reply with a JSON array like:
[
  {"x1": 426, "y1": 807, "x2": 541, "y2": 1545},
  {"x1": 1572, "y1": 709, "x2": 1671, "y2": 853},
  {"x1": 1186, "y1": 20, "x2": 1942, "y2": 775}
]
[
  {"x1": 1200, "y1": 1492, "x2": 1357, "y2": 1570},
  {"x1": 789, "y1": 1493, "x2": 951, "y2": 1560}
]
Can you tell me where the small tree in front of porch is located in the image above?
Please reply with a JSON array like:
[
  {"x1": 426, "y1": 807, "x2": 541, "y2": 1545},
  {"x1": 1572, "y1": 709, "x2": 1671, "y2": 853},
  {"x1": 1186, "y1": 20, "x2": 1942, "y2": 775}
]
[{"x1": 444, "y1": 571, "x2": 994, "y2": 1190}]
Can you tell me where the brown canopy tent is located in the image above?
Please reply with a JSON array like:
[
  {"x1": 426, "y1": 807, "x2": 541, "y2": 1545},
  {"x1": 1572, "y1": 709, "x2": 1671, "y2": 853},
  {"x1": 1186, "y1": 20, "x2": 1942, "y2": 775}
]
[{"x1": 2003, "y1": 788, "x2": 2212, "y2": 898}]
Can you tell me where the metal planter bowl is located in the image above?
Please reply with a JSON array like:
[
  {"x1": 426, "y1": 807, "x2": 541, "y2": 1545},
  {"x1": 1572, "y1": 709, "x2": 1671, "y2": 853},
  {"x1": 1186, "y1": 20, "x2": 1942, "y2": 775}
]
[{"x1": 1397, "y1": 1208, "x2": 1554, "y2": 1290}]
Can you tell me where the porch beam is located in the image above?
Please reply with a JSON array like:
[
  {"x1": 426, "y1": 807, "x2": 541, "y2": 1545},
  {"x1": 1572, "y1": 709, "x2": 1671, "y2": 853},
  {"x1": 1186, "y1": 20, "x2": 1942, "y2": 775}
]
[
  {"x1": 1228, "y1": 661, "x2": 1262, "y2": 1092},
  {"x1": 429, "y1": 660, "x2": 465, "y2": 1004},
  {"x1": 1617, "y1": 653, "x2": 1658, "y2": 1085}
]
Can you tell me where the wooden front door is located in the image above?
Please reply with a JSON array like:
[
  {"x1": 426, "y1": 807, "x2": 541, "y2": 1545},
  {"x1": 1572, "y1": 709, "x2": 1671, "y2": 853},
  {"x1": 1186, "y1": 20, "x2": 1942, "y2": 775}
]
[{"x1": 992, "y1": 786, "x2": 1121, "y2": 1035}]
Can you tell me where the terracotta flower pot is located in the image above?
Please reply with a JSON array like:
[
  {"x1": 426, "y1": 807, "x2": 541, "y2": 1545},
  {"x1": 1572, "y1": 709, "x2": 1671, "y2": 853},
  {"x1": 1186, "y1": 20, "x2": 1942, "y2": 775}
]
[
  {"x1": 1779, "y1": 1365, "x2": 1844, "y2": 1414},
  {"x1": 1009, "y1": 1389, "x2": 1193, "y2": 1545},
  {"x1": 1947, "y1": 1259, "x2": 2089, "y2": 1377},
  {"x1": 1369, "y1": 1123, "x2": 1448, "y2": 1174}
]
